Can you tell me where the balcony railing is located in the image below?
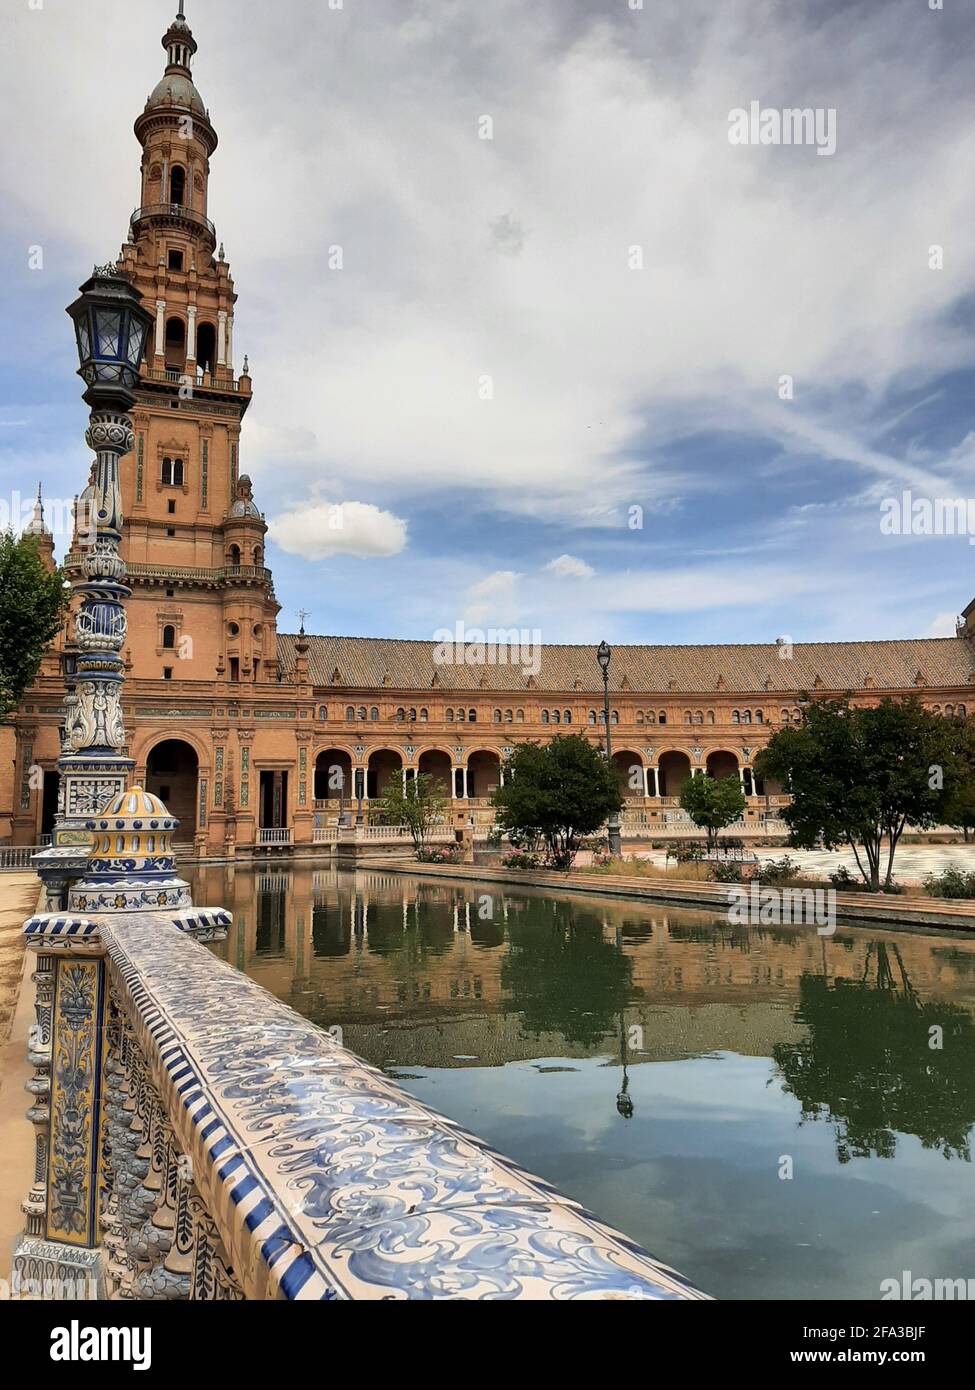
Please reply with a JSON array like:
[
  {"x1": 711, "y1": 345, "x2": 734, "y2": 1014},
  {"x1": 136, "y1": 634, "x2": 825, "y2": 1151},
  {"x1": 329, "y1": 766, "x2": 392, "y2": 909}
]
[
  {"x1": 61, "y1": 556, "x2": 273, "y2": 589},
  {"x1": 130, "y1": 202, "x2": 216, "y2": 245},
  {"x1": 256, "y1": 827, "x2": 292, "y2": 846},
  {"x1": 142, "y1": 367, "x2": 243, "y2": 393}
]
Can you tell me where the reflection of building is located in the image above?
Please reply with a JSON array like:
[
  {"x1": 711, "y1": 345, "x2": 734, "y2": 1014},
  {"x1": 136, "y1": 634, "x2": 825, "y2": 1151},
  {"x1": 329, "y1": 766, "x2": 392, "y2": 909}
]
[
  {"x1": 192, "y1": 864, "x2": 975, "y2": 1070},
  {"x1": 4, "y1": 5, "x2": 975, "y2": 850}
]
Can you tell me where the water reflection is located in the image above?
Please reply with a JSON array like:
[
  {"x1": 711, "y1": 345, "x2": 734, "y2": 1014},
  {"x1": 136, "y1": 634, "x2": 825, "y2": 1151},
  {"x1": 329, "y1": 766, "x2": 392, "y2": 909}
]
[
  {"x1": 191, "y1": 862, "x2": 975, "y2": 1152},
  {"x1": 187, "y1": 863, "x2": 975, "y2": 1299}
]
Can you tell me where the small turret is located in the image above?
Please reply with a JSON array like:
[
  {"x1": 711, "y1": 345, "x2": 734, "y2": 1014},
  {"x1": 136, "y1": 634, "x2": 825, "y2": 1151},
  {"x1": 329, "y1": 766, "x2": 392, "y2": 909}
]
[{"x1": 23, "y1": 483, "x2": 55, "y2": 571}]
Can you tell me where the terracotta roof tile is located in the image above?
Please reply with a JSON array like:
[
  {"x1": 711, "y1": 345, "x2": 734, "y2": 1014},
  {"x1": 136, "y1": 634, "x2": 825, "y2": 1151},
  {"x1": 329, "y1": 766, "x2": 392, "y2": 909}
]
[{"x1": 276, "y1": 633, "x2": 975, "y2": 696}]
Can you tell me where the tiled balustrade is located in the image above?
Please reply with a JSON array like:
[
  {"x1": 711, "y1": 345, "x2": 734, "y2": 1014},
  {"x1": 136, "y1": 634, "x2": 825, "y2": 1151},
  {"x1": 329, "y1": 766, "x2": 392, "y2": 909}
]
[{"x1": 12, "y1": 908, "x2": 707, "y2": 1301}]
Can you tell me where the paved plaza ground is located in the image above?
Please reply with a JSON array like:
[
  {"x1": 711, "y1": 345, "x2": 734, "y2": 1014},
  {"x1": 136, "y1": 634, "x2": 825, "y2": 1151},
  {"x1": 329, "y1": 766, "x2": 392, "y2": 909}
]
[{"x1": 624, "y1": 843, "x2": 975, "y2": 885}]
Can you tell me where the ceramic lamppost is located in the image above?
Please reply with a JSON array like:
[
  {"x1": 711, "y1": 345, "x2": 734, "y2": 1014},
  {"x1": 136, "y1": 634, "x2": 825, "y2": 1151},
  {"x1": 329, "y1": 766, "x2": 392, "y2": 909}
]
[
  {"x1": 34, "y1": 267, "x2": 154, "y2": 908},
  {"x1": 597, "y1": 640, "x2": 622, "y2": 857}
]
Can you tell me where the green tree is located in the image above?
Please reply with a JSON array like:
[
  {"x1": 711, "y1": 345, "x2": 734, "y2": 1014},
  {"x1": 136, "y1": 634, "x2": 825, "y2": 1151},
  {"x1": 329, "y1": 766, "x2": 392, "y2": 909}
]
[
  {"x1": 754, "y1": 696, "x2": 963, "y2": 891},
  {"x1": 376, "y1": 771, "x2": 449, "y2": 854},
  {"x1": 941, "y1": 718, "x2": 975, "y2": 843},
  {"x1": 0, "y1": 532, "x2": 67, "y2": 722},
  {"x1": 678, "y1": 773, "x2": 746, "y2": 850},
  {"x1": 491, "y1": 734, "x2": 622, "y2": 869}
]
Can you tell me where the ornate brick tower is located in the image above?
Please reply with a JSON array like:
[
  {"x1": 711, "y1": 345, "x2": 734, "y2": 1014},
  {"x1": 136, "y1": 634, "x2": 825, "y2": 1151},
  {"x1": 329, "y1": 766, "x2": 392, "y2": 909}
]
[{"x1": 98, "y1": 2, "x2": 279, "y2": 686}]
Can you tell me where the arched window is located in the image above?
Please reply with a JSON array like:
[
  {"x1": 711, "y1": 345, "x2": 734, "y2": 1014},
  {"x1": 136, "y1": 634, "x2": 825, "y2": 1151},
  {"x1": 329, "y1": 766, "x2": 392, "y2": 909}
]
[
  {"x1": 611, "y1": 711, "x2": 619, "y2": 725},
  {"x1": 318, "y1": 705, "x2": 327, "y2": 720},
  {"x1": 505, "y1": 709, "x2": 513, "y2": 722},
  {"x1": 755, "y1": 709, "x2": 764, "y2": 724},
  {"x1": 446, "y1": 708, "x2": 454, "y2": 723},
  {"x1": 683, "y1": 710, "x2": 692, "y2": 725},
  {"x1": 164, "y1": 316, "x2": 185, "y2": 370},
  {"x1": 196, "y1": 322, "x2": 216, "y2": 375},
  {"x1": 588, "y1": 709, "x2": 596, "y2": 725},
  {"x1": 780, "y1": 708, "x2": 790, "y2": 722},
  {"x1": 731, "y1": 709, "x2": 740, "y2": 725},
  {"x1": 647, "y1": 710, "x2": 656, "y2": 725},
  {"x1": 541, "y1": 709, "x2": 550, "y2": 724},
  {"x1": 945, "y1": 704, "x2": 955, "y2": 718},
  {"x1": 469, "y1": 709, "x2": 477, "y2": 722},
  {"x1": 345, "y1": 706, "x2": 355, "y2": 721},
  {"x1": 493, "y1": 709, "x2": 502, "y2": 723},
  {"x1": 598, "y1": 709, "x2": 606, "y2": 724},
  {"x1": 742, "y1": 710, "x2": 752, "y2": 725},
  {"x1": 552, "y1": 710, "x2": 560, "y2": 724},
  {"x1": 357, "y1": 706, "x2": 366, "y2": 721},
  {"x1": 420, "y1": 708, "x2": 428, "y2": 721},
  {"x1": 457, "y1": 708, "x2": 466, "y2": 722},
  {"x1": 162, "y1": 456, "x2": 185, "y2": 487},
  {"x1": 658, "y1": 711, "x2": 667, "y2": 724},
  {"x1": 170, "y1": 164, "x2": 186, "y2": 206},
  {"x1": 693, "y1": 710, "x2": 703, "y2": 724},
  {"x1": 395, "y1": 707, "x2": 405, "y2": 722},
  {"x1": 959, "y1": 704, "x2": 967, "y2": 717},
  {"x1": 369, "y1": 707, "x2": 379, "y2": 721},
  {"x1": 516, "y1": 709, "x2": 525, "y2": 722},
  {"x1": 409, "y1": 708, "x2": 417, "y2": 721},
  {"x1": 636, "y1": 711, "x2": 644, "y2": 724},
  {"x1": 792, "y1": 709, "x2": 802, "y2": 723},
  {"x1": 162, "y1": 625, "x2": 176, "y2": 649},
  {"x1": 707, "y1": 710, "x2": 715, "y2": 724}
]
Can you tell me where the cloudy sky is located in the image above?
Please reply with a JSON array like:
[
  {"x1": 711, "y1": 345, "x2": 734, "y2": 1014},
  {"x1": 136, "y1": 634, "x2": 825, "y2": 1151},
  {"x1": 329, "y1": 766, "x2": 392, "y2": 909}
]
[{"x1": 3, "y1": 0, "x2": 975, "y2": 646}]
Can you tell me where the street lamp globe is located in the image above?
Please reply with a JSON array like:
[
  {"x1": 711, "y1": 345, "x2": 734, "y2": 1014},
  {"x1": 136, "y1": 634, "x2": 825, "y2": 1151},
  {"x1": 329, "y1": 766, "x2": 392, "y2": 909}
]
[
  {"x1": 596, "y1": 639, "x2": 611, "y2": 674},
  {"x1": 66, "y1": 265, "x2": 153, "y2": 408}
]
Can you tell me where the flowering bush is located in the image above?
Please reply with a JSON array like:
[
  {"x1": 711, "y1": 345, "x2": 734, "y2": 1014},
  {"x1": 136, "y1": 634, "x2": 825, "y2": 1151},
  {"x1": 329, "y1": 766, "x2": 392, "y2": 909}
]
[
  {"x1": 415, "y1": 845, "x2": 462, "y2": 864},
  {"x1": 591, "y1": 848, "x2": 613, "y2": 868},
  {"x1": 501, "y1": 849, "x2": 542, "y2": 870}
]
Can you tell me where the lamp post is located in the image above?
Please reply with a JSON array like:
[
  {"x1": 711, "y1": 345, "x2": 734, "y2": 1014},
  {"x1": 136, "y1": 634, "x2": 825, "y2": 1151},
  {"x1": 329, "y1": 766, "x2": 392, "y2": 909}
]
[
  {"x1": 597, "y1": 640, "x2": 622, "y2": 857},
  {"x1": 44, "y1": 267, "x2": 152, "y2": 868}
]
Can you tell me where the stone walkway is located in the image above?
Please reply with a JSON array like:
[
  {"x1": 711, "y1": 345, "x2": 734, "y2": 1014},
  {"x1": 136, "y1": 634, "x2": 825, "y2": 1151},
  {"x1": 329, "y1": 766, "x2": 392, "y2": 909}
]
[{"x1": 627, "y1": 844, "x2": 975, "y2": 885}]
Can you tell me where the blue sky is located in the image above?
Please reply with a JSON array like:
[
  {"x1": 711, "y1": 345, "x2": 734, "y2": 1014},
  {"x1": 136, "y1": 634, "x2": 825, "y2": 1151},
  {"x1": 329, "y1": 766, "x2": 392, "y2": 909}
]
[{"x1": 3, "y1": 0, "x2": 975, "y2": 646}]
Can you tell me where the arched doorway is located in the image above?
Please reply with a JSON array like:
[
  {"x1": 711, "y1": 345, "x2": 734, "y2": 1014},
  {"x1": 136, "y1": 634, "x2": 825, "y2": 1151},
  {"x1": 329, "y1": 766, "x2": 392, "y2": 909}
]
[
  {"x1": 145, "y1": 739, "x2": 198, "y2": 840},
  {"x1": 314, "y1": 748, "x2": 352, "y2": 805},
  {"x1": 612, "y1": 750, "x2": 645, "y2": 800},
  {"x1": 658, "y1": 750, "x2": 692, "y2": 797},
  {"x1": 367, "y1": 748, "x2": 402, "y2": 800},
  {"x1": 706, "y1": 750, "x2": 740, "y2": 781},
  {"x1": 467, "y1": 749, "x2": 501, "y2": 799},
  {"x1": 418, "y1": 749, "x2": 452, "y2": 796}
]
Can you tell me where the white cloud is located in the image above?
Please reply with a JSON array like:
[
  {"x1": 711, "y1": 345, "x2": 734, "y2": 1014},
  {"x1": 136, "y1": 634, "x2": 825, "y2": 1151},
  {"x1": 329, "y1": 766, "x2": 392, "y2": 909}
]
[
  {"x1": 268, "y1": 501, "x2": 407, "y2": 560},
  {"x1": 8, "y1": 0, "x2": 975, "y2": 527},
  {"x1": 462, "y1": 570, "x2": 522, "y2": 626},
  {"x1": 545, "y1": 554, "x2": 595, "y2": 579},
  {"x1": 926, "y1": 611, "x2": 960, "y2": 638}
]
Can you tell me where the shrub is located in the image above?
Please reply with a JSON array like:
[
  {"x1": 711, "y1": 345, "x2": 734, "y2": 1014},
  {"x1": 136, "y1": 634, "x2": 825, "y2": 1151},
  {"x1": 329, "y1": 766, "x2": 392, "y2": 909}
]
[
  {"x1": 828, "y1": 865, "x2": 858, "y2": 889},
  {"x1": 501, "y1": 849, "x2": 542, "y2": 870},
  {"x1": 924, "y1": 867, "x2": 975, "y2": 899},
  {"x1": 416, "y1": 845, "x2": 462, "y2": 864},
  {"x1": 710, "y1": 861, "x2": 744, "y2": 883},
  {"x1": 756, "y1": 855, "x2": 800, "y2": 886}
]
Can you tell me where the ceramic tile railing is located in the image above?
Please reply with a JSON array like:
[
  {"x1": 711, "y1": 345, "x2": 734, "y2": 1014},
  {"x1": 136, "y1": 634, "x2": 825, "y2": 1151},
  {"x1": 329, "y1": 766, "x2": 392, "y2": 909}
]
[{"x1": 14, "y1": 908, "x2": 708, "y2": 1302}]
